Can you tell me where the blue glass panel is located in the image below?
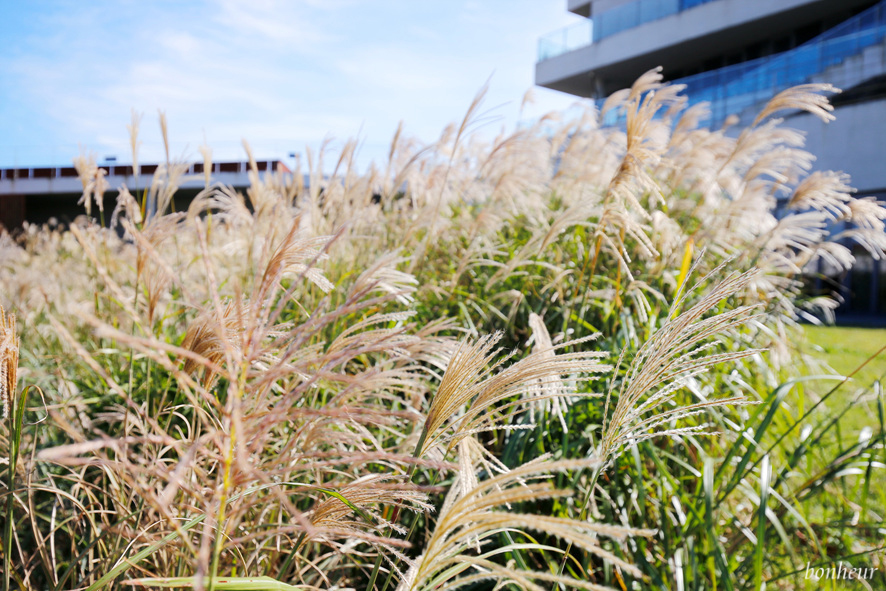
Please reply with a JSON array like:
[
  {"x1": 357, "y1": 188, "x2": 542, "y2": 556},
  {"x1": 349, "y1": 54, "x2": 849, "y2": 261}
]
[
  {"x1": 681, "y1": 0, "x2": 719, "y2": 10},
  {"x1": 537, "y1": 20, "x2": 593, "y2": 61},
  {"x1": 594, "y1": 0, "x2": 679, "y2": 42},
  {"x1": 674, "y1": 0, "x2": 886, "y2": 127}
]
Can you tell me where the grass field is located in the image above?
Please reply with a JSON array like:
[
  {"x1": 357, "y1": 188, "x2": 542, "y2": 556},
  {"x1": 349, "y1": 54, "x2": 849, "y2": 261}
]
[
  {"x1": 802, "y1": 325, "x2": 886, "y2": 435},
  {"x1": 4, "y1": 78, "x2": 886, "y2": 590},
  {"x1": 804, "y1": 325, "x2": 886, "y2": 389}
]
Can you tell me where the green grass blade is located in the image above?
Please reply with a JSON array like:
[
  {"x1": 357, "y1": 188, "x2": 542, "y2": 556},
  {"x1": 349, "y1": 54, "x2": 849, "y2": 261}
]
[
  {"x1": 83, "y1": 513, "x2": 206, "y2": 591},
  {"x1": 3, "y1": 385, "x2": 33, "y2": 591},
  {"x1": 313, "y1": 487, "x2": 377, "y2": 526},
  {"x1": 753, "y1": 455, "x2": 771, "y2": 591},
  {"x1": 82, "y1": 482, "x2": 313, "y2": 591},
  {"x1": 717, "y1": 376, "x2": 841, "y2": 504},
  {"x1": 123, "y1": 576, "x2": 308, "y2": 590},
  {"x1": 703, "y1": 457, "x2": 734, "y2": 591}
]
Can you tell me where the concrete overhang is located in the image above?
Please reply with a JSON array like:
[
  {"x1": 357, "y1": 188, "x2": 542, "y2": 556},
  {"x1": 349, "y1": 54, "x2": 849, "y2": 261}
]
[{"x1": 568, "y1": 0, "x2": 591, "y2": 17}]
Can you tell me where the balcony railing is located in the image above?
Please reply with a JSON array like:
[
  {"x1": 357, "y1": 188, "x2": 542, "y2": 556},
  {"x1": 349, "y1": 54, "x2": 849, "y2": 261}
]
[
  {"x1": 537, "y1": 0, "x2": 720, "y2": 62},
  {"x1": 594, "y1": 0, "x2": 679, "y2": 42},
  {"x1": 538, "y1": 20, "x2": 593, "y2": 62},
  {"x1": 0, "y1": 160, "x2": 286, "y2": 185},
  {"x1": 677, "y1": 1, "x2": 886, "y2": 126}
]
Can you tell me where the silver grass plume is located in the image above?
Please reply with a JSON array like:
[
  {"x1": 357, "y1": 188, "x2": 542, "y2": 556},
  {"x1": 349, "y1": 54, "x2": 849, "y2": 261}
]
[
  {"x1": 421, "y1": 332, "x2": 609, "y2": 457},
  {"x1": 527, "y1": 312, "x2": 571, "y2": 431},
  {"x1": 599, "y1": 261, "x2": 763, "y2": 467},
  {"x1": 0, "y1": 306, "x2": 18, "y2": 421},
  {"x1": 399, "y1": 458, "x2": 655, "y2": 591}
]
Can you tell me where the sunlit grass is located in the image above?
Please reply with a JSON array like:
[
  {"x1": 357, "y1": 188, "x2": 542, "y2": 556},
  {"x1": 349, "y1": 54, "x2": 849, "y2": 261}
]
[
  {"x1": 1, "y1": 74, "x2": 885, "y2": 589},
  {"x1": 804, "y1": 325, "x2": 886, "y2": 388}
]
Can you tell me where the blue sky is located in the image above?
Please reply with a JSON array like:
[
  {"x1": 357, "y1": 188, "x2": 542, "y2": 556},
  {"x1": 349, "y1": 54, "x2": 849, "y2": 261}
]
[{"x1": 0, "y1": 1, "x2": 584, "y2": 170}]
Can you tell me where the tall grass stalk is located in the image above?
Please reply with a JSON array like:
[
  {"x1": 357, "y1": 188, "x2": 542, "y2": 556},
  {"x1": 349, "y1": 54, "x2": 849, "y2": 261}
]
[{"x1": 0, "y1": 73, "x2": 883, "y2": 589}]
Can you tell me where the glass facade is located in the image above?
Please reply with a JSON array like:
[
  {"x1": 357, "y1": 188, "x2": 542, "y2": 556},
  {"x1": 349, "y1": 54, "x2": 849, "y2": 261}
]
[
  {"x1": 680, "y1": 0, "x2": 717, "y2": 9},
  {"x1": 676, "y1": 1, "x2": 886, "y2": 126},
  {"x1": 593, "y1": 0, "x2": 680, "y2": 42}
]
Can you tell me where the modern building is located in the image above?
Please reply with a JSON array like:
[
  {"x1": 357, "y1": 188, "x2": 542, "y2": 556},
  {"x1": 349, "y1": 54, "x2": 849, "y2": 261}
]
[
  {"x1": 536, "y1": 0, "x2": 886, "y2": 322},
  {"x1": 0, "y1": 160, "x2": 291, "y2": 231}
]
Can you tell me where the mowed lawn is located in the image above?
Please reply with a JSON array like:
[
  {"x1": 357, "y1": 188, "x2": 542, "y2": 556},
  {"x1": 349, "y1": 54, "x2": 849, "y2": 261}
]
[
  {"x1": 804, "y1": 325, "x2": 886, "y2": 388},
  {"x1": 802, "y1": 325, "x2": 886, "y2": 433}
]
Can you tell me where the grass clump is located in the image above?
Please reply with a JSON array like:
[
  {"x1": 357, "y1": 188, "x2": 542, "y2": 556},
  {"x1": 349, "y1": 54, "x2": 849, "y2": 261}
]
[{"x1": 0, "y1": 71, "x2": 885, "y2": 590}]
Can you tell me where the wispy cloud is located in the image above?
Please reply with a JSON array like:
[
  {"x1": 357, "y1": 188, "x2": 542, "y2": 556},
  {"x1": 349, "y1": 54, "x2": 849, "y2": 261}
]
[{"x1": 0, "y1": 0, "x2": 581, "y2": 168}]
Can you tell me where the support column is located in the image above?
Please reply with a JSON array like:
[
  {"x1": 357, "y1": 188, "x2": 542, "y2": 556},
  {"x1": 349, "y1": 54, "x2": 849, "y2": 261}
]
[{"x1": 0, "y1": 194, "x2": 25, "y2": 231}]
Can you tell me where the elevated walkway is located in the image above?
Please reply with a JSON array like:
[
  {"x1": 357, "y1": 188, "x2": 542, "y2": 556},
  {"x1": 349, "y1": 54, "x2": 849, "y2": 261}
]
[{"x1": 0, "y1": 160, "x2": 291, "y2": 229}]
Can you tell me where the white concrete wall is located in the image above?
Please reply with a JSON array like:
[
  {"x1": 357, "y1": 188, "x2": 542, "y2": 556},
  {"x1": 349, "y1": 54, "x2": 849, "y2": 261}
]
[
  {"x1": 0, "y1": 176, "x2": 83, "y2": 196},
  {"x1": 789, "y1": 98, "x2": 886, "y2": 192}
]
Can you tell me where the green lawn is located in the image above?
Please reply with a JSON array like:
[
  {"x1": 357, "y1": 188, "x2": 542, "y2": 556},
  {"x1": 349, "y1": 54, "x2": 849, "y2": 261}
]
[
  {"x1": 804, "y1": 325, "x2": 886, "y2": 388},
  {"x1": 801, "y1": 325, "x2": 886, "y2": 434}
]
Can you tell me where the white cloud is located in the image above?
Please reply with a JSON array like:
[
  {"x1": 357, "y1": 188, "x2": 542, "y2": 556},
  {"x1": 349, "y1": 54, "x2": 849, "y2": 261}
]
[
  {"x1": 0, "y1": 0, "x2": 583, "y2": 169},
  {"x1": 210, "y1": 0, "x2": 334, "y2": 48}
]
